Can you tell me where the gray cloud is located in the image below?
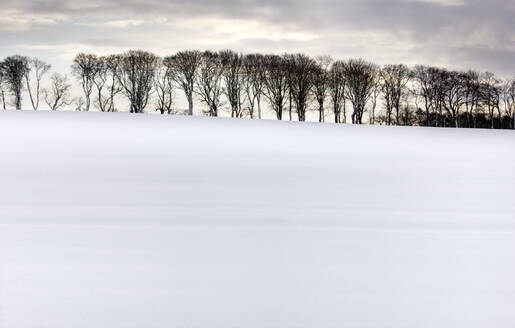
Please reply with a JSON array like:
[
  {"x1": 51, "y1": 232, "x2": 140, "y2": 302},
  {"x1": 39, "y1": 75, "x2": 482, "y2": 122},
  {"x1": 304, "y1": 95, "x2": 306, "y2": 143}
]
[{"x1": 1, "y1": 0, "x2": 514, "y2": 75}]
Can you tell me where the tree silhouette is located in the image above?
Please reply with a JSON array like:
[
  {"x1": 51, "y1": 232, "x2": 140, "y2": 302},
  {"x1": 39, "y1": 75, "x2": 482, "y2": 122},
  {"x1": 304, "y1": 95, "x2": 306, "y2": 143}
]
[
  {"x1": 44, "y1": 73, "x2": 72, "y2": 111},
  {"x1": 24, "y1": 58, "x2": 51, "y2": 110},
  {"x1": 342, "y1": 59, "x2": 378, "y2": 124},
  {"x1": 262, "y1": 55, "x2": 289, "y2": 120},
  {"x1": 195, "y1": 51, "x2": 224, "y2": 117},
  {"x1": 72, "y1": 53, "x2": 101, "y2": 112},
  {"x1": 1, "y1": 55, "x2": 30, "y2": 110},
  {"x1": 114, "y1": 50, "x2": 159, "y2": 114},
  {"x1": 165, "y1": 50, "x2": 202, "y2": 116}
]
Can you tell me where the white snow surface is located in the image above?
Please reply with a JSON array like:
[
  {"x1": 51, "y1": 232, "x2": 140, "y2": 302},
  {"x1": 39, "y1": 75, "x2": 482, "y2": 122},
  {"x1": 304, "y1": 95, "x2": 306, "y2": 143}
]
[{"x1": 0, "y1": 110, "x2": 514, "y2": 328}]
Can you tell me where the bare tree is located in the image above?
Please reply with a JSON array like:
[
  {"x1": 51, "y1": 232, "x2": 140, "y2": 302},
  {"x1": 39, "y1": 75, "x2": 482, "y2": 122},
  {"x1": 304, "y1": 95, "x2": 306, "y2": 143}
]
[
  {"x1": 74, "y1": 97, "x2": 86, "y2": 112},
  {"x1": 286, "y1": 54, "x2": 317, "y2": 122},
  {"x1": 220, "y1": 50, "x2": 246, "y2": 118},
  {"x1": 44, "y1": 73, "x2": 72, "y2": 111},
  {"x1": 93, "y1": 55, "x2": 122, "y2": 112},
  {"x1": 243, "y1": 54, "x2": 266, "y2": 119},
  {"x1": 165, "y1": 50, "x2": 202, "y2": 116},
  {"x1": 154, "y1": 59, "x2": 176, "y2": 115},
  {"x1": 413, "y1": 66, "x2": 447, "y2": 127},
  {"x1": 413, "y1": 65, "x2": 434, "y2": 126},
  {"x1": 405, "y1": 85, "x2": 422, "y2": 126},
  {"x1": 313, "y1": 56, "x2": 332, "y2": 123},
  {"x1": 115, "y1": 50, "x2": 159, "y2": 113},
  {"x1": 92, "y1": 56, "x2": 109, "y2": 111},
  {"x1": 72, "y1": 53, "x2": 101, "y2": 112},
  {"x1": 262, "y1": 55, "x2": 289, "y2": 120},
  {"x1": 370, "y1": 81, "x2": 380, "y2": 125},
  {"x1": 442, "y1": 70, "x2": 467, "y2": 128},
  {"x1": 283, "y1": 55, "x2": 296, "y2": 121},
  {"x1": 433, "y1": 70, "x2": 448, "y2": 127},
  {"x1": 195, "y1": 51, "x2": 224, "y2": 117},
  {"x1": 462, "y1": 70, "x2": 481, "y2": 128},
  {"x1": 105, "y1": 55, "x2": 122, "y2": 112},
  {"x1": 328, "y1": 61, "x2": 346, "y2": 123},
  {"x1": 313, "y1": 67, "x2": 327, "y2": 123},
  {"x1": 24, "y1": 58, "x2": 51, "y2": 110},
  {"x1": 380, "y1": 64, "x2": 412, "y2": 125},
  {"x1": 501, "y1": 78, "x2": 515, "y2": 129},
  {"x1": 480, "y1": 72, "x2": 501, "y2": 129},
  {"x1": 0, "y1": 67, "x2": 6, "y2": 110},
  {"x1": 1, "y1": 55, "x2": 30, "y2": 110},
  {"x1": 342, "y1": 59, "x2": 378, "y2": 124}
]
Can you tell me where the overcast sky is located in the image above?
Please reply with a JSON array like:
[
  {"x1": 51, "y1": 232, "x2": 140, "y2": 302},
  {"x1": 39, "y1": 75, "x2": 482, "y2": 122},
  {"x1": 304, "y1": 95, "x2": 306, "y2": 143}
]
[{"x1": 1, "y1": 0, "x2": 514, "y2": 76}]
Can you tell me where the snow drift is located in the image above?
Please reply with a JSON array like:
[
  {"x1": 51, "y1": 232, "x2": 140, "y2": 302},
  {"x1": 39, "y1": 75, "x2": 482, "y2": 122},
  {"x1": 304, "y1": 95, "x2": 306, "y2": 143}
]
[{"x1": 0, "y1": 111, "x2": 514, "y2": 328}]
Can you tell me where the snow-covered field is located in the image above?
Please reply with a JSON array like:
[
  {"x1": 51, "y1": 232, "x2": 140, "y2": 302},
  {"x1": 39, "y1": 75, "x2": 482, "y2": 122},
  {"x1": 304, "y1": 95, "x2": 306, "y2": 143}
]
[{"x1": 0, "y1": 110, "x2": 514, "y2": 328}]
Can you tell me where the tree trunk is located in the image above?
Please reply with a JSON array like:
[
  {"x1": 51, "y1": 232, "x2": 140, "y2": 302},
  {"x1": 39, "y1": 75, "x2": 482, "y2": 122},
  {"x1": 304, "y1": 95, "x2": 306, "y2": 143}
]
[
  {"x1": 15, "y1": 92, "x2": 22, "y2": 110},
  {"x1": 342, "y1": 100, "x2": 347, "y2": 124},
  {"x1": 26, "y1": 77, "x2": 37, "y2": 110},
  {"x1": 257, "y1": 97, "x2": 262, "y2": 120},
  {"x1": 1, "y1": 91, "x2": 6, "y2": 110},
  {"x1": 85, "y1": 96, "x2": 91, "y2": 112},
  {"x1": 370, "y1": 102, "x2": 376, "y2": 125},
  {"x1": 490, "y1": 107, "x2": 494, "y2": 129},
  {"x1": 289, "y1": 93, "x2": 292, "y2": 121},
  {"x1": 188, "y1": 93, "x2": 194, "y2": 116},
  {"x1": 276, "y1": 108, "x2": 282, "y2": 121}
]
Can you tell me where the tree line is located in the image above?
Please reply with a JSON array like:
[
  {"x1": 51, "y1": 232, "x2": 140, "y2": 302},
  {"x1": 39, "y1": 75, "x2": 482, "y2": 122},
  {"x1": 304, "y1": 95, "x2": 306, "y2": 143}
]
[{"x1": 1, "y1": 50, "x2": 514, "y2": 129}]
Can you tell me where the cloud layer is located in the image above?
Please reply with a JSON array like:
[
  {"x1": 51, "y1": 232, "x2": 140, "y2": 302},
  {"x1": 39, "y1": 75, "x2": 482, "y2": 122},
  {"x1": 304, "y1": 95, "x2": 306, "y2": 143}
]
[{"x1": 1, "y1": 0, "x2": 514, "y2": 76}]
